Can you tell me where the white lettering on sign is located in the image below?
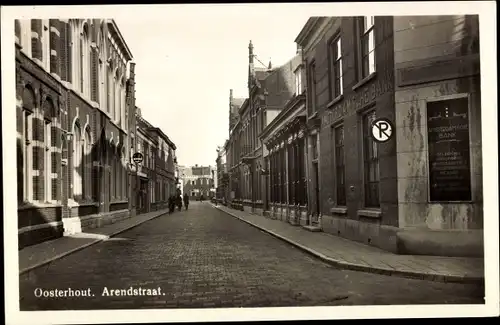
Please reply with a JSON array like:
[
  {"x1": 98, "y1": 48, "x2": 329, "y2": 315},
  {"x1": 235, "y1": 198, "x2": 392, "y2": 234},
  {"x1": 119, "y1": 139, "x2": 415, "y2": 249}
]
[{"x1": 371, "y1": 118, "x2": 394, "y2": 143}]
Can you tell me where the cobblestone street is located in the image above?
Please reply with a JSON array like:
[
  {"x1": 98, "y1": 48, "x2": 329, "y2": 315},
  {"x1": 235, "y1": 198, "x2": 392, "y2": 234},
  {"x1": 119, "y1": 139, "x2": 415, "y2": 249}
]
[{"x1": 19, "y1": 202, "x2": 484, "y2": 310}]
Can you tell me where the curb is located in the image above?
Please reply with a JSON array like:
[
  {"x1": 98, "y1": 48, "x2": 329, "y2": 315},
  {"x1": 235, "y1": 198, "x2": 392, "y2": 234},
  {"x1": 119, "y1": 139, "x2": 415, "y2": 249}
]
[
  {"x1": 213, "y1": 205, "x2": 484, "y2": 285},
  {"x1": 19, "y1": 211, "x2": 169, "y2": 275}
]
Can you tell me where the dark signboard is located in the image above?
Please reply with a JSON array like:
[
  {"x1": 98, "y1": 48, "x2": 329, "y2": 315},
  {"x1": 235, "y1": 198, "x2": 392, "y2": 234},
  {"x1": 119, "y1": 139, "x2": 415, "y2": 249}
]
[{"x1": 427, "y1": 97, "x2": 472, "y2": 202}]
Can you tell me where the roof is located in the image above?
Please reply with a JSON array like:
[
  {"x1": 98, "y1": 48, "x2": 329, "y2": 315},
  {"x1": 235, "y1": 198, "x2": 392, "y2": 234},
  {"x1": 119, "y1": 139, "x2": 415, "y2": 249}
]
[
  {"x1": 108, "y1": 19, "x2": 133, "y2": 61},
  {"x1": 294, "y1": 17, "x2": 327, "y2": 47}
]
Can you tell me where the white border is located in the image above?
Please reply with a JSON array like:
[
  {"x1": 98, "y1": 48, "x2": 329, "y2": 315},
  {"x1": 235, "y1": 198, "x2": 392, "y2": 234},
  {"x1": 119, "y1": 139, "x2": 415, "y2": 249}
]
[{"x1": 2, "y1": 2, "x2": 499, "y2": 324}]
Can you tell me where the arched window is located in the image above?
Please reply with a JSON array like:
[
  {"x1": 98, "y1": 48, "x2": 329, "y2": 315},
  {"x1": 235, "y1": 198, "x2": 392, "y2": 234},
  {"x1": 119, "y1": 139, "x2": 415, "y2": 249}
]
[
  {"x1": 114, "y1": 69, "x2": 120, "y2": 122},
  {"x1": 73, "y1": 123, "x2": 83, "y2": 200},
  {"x1": 80, "y1": 24, "x2": 90, "y2": 96},
  {"x1": 98, "y1": 29, "x2": 106, "y2": 111},
  {"x1": 107, "y1": 63, "x2": 114, "y2": 118},
  {"x1": 83, "y1": 128, "x2": 92, "y2": 201},
  {"x1": 121, "y1": 77, "x2": 126, "y2": 129},
  {"x1": 21, "y1": 86, "x2": 36, "y2": 203}
]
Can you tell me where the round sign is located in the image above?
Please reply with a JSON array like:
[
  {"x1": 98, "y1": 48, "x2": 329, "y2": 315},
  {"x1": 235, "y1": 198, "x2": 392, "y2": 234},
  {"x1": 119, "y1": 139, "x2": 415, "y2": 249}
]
[
  {"x1": 371, "y1": 118, "x2": 394, "y2": 143},
  {"x1": 132, "y1": 152, "x2": 143, "y2": 164}
]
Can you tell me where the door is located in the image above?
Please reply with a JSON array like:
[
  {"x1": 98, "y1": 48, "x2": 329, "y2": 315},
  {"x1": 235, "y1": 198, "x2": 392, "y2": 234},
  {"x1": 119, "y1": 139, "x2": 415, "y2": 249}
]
[{"x1": 313, "y1": 162, "x2": 320, "y2": 218}]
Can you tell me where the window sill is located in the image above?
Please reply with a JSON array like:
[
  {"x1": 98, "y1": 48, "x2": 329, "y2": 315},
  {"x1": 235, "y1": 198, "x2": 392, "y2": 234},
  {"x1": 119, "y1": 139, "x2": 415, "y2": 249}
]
[
  {"x1": 327, "y1": 94, "x2": 344, "y2": 109},
  {"x1": 330, "y1": 206, "x2": 348, "y2": 215},
  {"x1": 357, "y1": 208, "x2": 382, "y2": 219},
  {"x1": 352, "y1": 72, "x2": 377, "y2": 91},
  {"x1": 18, "y1": 202, "x2": 62, "y2": 210}
]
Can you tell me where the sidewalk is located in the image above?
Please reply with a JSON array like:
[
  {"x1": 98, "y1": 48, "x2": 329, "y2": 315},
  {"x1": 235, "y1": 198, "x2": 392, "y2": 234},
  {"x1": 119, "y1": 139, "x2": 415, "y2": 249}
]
[
  {"x1": 19, "y1": 209, "x2": 170, "y2": 275},
  {"x1": 211, "y1": 203, "x2": 484, "y2": 284}
]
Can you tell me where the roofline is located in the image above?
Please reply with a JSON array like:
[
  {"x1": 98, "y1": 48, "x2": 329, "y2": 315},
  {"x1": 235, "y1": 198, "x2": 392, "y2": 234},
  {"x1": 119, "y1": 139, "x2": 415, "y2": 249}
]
[
  {"x1": 148, "y1": 127, "x2": 177, "y2": 150},
  {"x1": 294, "y1": 17, "x2": 322, "y2": 46},
  {"x1": 238, "y1": 98, "x2": 250, "y2": 115},
  {"x1": 108, "y1": 19, "x2": 133, "y2": 61}
]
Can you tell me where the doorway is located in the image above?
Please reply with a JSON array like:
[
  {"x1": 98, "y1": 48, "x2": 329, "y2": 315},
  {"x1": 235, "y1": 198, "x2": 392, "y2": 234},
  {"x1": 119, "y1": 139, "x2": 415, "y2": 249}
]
[{"x1": 313, "y1": 161, "x2": 320, "y2": 222}]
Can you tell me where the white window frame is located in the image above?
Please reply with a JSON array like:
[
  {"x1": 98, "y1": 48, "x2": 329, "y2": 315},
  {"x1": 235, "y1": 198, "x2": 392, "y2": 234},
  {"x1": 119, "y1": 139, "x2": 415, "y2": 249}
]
[
  {"x1": 73, "y1": 124, "x2": 83, "y2": 199},
  {"x1": 331, "y1": 36, "x2": 344, "y2": 97},
  {"x1": 23, "y1": 110, "x2": 33, "y2": 202},
  {"x1": 44, "y1": 119, "x2": 52, "y2": 203},
  {"x1": 361, "y1": 16, "x2": 376, "y2": 77}
]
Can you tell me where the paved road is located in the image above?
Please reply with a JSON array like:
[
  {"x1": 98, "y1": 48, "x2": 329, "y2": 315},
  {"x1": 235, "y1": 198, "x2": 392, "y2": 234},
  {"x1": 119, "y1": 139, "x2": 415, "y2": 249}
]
[{"x1": 19, "y1": 202, "x2": 484, "y2": 310}]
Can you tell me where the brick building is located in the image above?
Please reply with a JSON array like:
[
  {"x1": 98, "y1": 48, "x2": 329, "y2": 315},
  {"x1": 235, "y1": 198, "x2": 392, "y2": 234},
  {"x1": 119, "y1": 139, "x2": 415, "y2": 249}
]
[
  {"x1": 260, "y1": 46, "x2": 309, "y2": 226},
  {"x1": 134, "y1": 109, "x2": 177, "y2": 214},
  {"x1": 294, "y1": 16, "x2": 482, "y2": 256},
  {"x1": 16, "y1": 19, "x2": 137, "y2": 248},
  {"x1": 226, "y1": 41, "x2": 301, "y2": 215}
]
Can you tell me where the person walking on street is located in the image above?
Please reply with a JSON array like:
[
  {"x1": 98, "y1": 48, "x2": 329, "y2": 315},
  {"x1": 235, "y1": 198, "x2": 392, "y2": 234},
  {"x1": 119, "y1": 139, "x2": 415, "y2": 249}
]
[
  {"x1": 176, "y1": 194, "x2": 182, "y2": 211},
  {"x1": 183, "y1": 193, "x2": 189, "y2": 210},
  {"x1": 168, "y1": 195, "x2": 175, "y2": 214}
]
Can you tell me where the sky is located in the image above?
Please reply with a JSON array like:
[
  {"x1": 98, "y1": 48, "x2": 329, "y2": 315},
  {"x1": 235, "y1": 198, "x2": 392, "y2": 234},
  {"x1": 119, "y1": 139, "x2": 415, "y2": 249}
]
[{"x1": 115, "y1": 5, "x2": 310, "y2": 167}]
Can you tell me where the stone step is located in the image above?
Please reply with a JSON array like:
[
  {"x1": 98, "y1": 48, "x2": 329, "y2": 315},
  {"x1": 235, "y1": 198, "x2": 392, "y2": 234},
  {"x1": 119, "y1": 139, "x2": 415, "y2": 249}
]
[{"x1": 302, "y1": 225, "x2": 322, "y2": 232}]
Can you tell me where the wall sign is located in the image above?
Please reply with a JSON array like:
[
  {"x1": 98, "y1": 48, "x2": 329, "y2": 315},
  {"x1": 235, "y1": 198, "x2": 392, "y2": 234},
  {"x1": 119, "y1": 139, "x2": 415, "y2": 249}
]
[
  {"x1": 371, "y1": 118, "x2": 394, "y2": 143},
  {"x1": 427, "y1": 96, "x2": 472, "y2": 202},
  {"x1": 322, "y1": 70, "x2": 394, "y2": 128}
]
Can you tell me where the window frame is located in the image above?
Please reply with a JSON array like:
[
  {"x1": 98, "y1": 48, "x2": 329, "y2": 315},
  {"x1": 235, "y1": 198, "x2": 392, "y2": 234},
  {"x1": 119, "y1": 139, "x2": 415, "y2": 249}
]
[
  {"x1": 361, "y1": 109, "x2": 380, "y2": 208},
  {"x1": 333, "y1": 124, "x2": 346, "y2": 206},
  {"x1": 328, "y1": 34, "x2": 344, "y2": 100},
  {"x1": 358, "y1": 16, "x2": 376, "y2": 80}
]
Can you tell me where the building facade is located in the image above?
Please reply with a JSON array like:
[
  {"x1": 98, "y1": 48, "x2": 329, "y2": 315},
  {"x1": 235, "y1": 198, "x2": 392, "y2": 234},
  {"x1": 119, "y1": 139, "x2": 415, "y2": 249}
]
[
  {"x1": 295, "y1": 16, "x2": 482, "y2": 256},
  {"x1": 260, "y1": 48, "x2": 309, "y2": 225},
  {"x1": 182, "y1": 165, "x2": 215, "y2": 200},
  {"x1": 135, "y1": 109, "x2": 177, "y2": 214},
  {"x1": 215, "y1": 144, "x2": 228, "y2": 204},
  {"x1": 16, "y1": 19, "x2": 136, "y2": 248},
  {"x1": 226, "y1": 41, "x2": 302, "y2": 215}
]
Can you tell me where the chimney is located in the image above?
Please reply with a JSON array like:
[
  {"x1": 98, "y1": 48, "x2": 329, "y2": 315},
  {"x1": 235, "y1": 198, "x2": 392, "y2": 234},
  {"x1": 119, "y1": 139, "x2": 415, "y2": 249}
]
[
  {"x1": 268, "y1": 59, "x2": 272, "y2": 70},
  {"x1": 229, "y1": 89, "x2": 233, "y2": 103}
]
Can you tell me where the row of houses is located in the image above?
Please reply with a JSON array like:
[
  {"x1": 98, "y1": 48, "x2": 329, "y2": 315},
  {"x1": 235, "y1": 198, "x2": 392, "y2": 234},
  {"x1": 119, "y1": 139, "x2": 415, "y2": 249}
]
[
  {"x1": 15, "y1": 19, "x2": 178, "y2": 249},
  {"x1": 216, "y1": 15, "x2": 483, "y2": 257}
]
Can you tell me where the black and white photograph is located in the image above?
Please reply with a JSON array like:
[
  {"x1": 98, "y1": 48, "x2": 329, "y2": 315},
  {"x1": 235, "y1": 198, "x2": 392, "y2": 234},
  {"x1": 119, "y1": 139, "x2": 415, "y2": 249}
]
[{"x1": 2, "y1": 2, "x2": 498, "y2": 324}]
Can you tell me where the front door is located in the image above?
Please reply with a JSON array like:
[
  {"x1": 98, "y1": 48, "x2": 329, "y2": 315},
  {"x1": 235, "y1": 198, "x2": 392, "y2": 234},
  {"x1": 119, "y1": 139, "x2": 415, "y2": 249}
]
[{"x1": 313, "y1": 162, "x2": 320, "y2": 219}]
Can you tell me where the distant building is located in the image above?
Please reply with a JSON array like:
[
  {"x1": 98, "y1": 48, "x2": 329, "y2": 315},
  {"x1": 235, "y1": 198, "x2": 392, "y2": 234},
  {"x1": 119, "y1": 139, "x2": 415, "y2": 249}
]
[
  {"x1": 135, "y1": 109, "x2": 177, "y2": 214},
  {"x1": 181, "y1": 165, "x2": 215, "y2": 200}
]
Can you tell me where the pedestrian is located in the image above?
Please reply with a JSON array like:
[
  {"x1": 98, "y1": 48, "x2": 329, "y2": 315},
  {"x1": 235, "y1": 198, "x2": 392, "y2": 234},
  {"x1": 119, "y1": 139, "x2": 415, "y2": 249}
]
[
  {"x1": 176, "y1": 194, "x2": 182, "y2": 211},
  {"x1": 183, "y1": 193, "x2": 189, "y2": 210},
  {"x1": 168, "y1": 195, "x2": 175, "y2": 214}
]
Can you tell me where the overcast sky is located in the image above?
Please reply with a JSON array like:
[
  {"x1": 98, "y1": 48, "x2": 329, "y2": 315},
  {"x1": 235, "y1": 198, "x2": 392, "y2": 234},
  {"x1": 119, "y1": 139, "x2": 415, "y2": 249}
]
[{"x1": 115, "y1": 5, "x2": 310, "y2": 167}]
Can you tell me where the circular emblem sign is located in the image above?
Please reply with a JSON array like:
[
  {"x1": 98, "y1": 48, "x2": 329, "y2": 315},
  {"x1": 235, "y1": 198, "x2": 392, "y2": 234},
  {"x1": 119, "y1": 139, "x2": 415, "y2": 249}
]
[
  {"x1": 132, "y1": 152, "x2": 144, "y2": 164},
  {"x1": 371, "y1": 118, "x2": 394, "y2": 143}
]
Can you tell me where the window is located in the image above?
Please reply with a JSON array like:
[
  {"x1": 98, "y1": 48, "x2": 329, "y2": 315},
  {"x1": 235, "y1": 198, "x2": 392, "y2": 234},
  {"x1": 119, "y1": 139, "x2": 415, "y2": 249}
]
[
  {"x1": 329, "y1": 36, "x2": 343, "y2": 99},
  {"x1": 42, "y1": 20, "x2": 50, "y2": 70},
  {"x1": 73, "y1": 124, "x2": 82, "y2": 200},
  {"x1": 23, "y1": 110, "x2": 33, "y2": 202},
  {"x1": 44, "y1": 119, "x2": 52, "y2": 202},
  {"x1": 82, "y1": 128, "x2": 92, "y2": 201},
  {"x1": 308, "y1": 61, "x2": 317, "y2": 116},
  {"x1": 334, "y1": 125, "x2": 346, "y2": 206},
  {"x1": 20, "y1": 20, "x2": 32, "y2": 56},
  {"x1": 294, "y1": 67, "x2": 302, "y2": 96},
  {"x1": 98, "y1": 32, "x2": 106, "y2": 111},
  {"x1": 80, "y1": 25, "x2": 90, "y2": 95},
  {"x1": 360, "y1": 16, "x2": 376, "y2": 79},
  {"x1": 363, "y1": 110, "x2": 380, "y2": 207}
]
